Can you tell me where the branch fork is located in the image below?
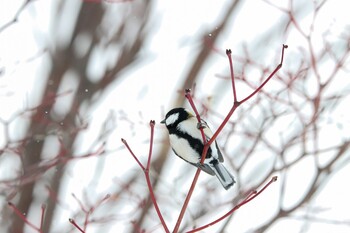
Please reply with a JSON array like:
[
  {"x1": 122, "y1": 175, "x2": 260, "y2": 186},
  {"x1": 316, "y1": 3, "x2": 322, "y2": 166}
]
[{"x1": 123, "y1": 45, "x2": 287, "y2": 233}]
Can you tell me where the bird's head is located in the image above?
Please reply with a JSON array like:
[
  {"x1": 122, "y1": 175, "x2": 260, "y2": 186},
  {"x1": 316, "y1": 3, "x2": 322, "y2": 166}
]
[{"x1": 160, "y1": 108, "x2": 194, "y2": 129}]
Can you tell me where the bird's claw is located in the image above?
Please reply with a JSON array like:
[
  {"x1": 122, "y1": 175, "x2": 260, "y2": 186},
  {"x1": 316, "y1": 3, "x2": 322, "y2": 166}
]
[{"x1": 197, "y1": 122, "x2": 207, "y2": 129}]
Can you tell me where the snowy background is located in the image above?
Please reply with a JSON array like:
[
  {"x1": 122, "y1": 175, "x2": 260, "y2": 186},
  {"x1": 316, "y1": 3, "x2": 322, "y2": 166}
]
[{"x1": 0, "y1": 0, "x2": 350, "y2": 232}]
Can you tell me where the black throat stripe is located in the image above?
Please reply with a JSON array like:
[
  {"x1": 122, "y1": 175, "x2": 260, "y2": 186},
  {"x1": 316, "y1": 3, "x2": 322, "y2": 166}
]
[{"x1": 169, "y1": 128, "x2": 213, "y2": 159}]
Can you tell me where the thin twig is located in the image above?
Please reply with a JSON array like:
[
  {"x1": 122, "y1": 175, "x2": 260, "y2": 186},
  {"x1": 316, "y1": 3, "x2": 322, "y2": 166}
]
[
  {"x1": 226, "y1": 49, "x2": 238, "y2": 102},
  {"x1": 69, "y1": 218, "x2": 85, "y2": 233},
  {"x1": 8, "y1": 202, "x2": 40, "y2": 232},
  {"x1": 174, "y1": 45, "x2": 287, "y2": 232},
  {"x1": 185, "y1": 89, "x2": 207, "y2": 143},
  {"x1": 173, "y1": 91, "x2": 211, "y2": 233},
  {"x1": 121, "y1": 138, "x2": 145, "y2": 170},
  {"x1": 122, "y1": 121, "x2": 170, "y2": 233},
  {"x1": 39, "y1": 204, "x2": 46, "y2": 233},
  {"x1": 240, "y1": 44, "x2": 288, "y2": 104},
  {"x1": 186, "y1": 176, "x2": 278, "y2": 232}
]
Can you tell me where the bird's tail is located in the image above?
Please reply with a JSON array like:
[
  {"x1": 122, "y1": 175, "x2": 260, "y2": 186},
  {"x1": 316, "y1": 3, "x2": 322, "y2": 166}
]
[{"x1": 212, "y1": 162, "x2": 236, "y2": 190}]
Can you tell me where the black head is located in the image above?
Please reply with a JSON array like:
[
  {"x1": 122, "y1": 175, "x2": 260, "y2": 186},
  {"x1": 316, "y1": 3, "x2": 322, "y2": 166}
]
[{"x1": 160, "y1": 108, "x2": 193, "y2": 129}]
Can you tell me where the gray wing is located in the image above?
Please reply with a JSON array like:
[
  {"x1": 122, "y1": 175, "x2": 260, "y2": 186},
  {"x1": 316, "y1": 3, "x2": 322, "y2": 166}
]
[
  {"x1": 172, "y1": 148, "x2": 214, "y2": 175},
  {"x1": 192, "y1": 162, "x2": 215, "y2": 176},
  {"x1": 214, "y1": 141, "x2": 224, "y2": 162},
  {"x1": 201, "y1": 120, "x2": 224, "y2": 163}
]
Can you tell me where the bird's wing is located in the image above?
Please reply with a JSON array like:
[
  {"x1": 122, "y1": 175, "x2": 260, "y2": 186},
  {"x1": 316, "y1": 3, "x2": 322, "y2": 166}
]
[
  {"x1": 173, "y1": 148, "x2": 215, "y2": 175},
  {"x1": 192, "y1": 162, "x2": 215, "y2": 176},
  {"x1": 201, "y1": 119, "x2": 224, "y2": 162},
  {"x1": 214, "y1": 141, "x2": 224, "y2": 162}
]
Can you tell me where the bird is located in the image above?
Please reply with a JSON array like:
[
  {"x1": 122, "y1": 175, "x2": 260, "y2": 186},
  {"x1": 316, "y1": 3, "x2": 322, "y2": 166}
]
[{"x1": 161, "y1": 107, "x2": 235, "y2": 190}]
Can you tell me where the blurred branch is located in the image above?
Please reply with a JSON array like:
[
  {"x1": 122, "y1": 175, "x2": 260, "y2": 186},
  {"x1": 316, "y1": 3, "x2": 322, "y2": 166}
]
[
  {"x1": 0, "y1": 0, "x2": 37, "y2": 34},
  {"x1": 4, "y1": 0, "x2": 152, "y2": 232}
]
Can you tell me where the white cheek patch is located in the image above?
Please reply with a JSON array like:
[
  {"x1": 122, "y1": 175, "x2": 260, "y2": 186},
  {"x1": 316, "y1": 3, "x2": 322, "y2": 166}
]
[{"x1": 166, "y1": 113, "x2": 179, "y2": 126}]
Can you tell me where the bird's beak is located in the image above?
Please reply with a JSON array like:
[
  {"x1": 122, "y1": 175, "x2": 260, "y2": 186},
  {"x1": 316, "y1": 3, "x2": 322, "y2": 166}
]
[{"x1": 160, "y1": 119, "x2": 166, "y2": 124}]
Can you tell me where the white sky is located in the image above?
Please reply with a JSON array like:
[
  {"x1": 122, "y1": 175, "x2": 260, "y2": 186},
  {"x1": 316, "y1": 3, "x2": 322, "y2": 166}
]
[{"x1": 0, "y1": 0, "x2": 350, "y2": 232}]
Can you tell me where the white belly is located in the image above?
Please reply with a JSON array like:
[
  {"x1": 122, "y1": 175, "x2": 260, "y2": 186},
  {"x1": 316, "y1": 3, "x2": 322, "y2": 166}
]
[{"x1": 169, "y1": 134, "x2": 200, "y2": 163}]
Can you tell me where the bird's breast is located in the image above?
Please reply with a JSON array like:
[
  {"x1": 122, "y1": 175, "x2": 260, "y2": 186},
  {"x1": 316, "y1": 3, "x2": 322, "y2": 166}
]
[{"x1": 169, "y1": 134, "x2": 201, "y2": 163}]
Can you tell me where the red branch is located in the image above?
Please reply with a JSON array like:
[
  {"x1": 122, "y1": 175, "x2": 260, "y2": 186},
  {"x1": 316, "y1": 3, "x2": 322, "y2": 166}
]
[
  {"x1": 69, "y1": 193, "x2": 110, "y2": 232},
  {"x1": 121, "y1": 45, "x2": 287, "y2": 233},
  {"x1": 173, "y1": 92, "x2": 211, "y2": 233},
  {"x1": 173, "y1": 44, "x2": 287, "y2": 233},
  {"x1": 226, "y1": 49, "x2": 238, "y2": 102},
  {"x1": 239, "y1": 44, "x2": 288, "y2": 104},
  {"x1": 185, "y1": 89, "x2": 207, "y2": 143},
  {"x1": 187, "y1": 176, "x2": 278, "y2": 232},
  {"x1": 40, "y1": 204, "x2": 46, "y2": 231},
  {"x1": 69, "y1": 218, "x2": 85, "y2": 233},
  {"x1": 122, "y1": 120, "x2": 170, "y2": 233},
  {"x1": 8, "y1": 202, "x2": 44, "y2": 233}
]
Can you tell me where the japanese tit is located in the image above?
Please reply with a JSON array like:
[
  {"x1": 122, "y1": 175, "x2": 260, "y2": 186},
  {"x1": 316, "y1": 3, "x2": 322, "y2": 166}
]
[{"x1": 161, "y1": 107, "x2": 235, "y2": 190}]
